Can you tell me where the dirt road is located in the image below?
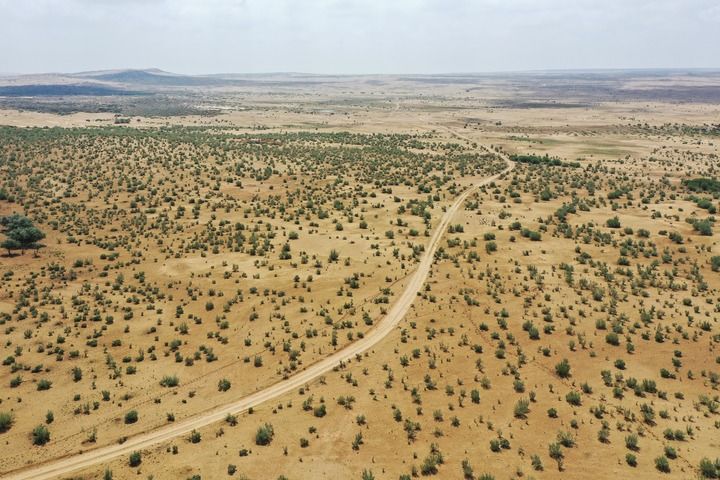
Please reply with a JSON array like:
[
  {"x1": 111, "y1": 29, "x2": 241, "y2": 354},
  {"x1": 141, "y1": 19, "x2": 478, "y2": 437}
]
[{"x1": 5, "y1": 148, "x2": 513, "y2": 480}]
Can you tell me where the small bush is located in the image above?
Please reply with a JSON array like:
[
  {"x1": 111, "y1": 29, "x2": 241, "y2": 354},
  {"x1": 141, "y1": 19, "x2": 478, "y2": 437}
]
[
  {"x1": 0, "y1": 412, "x2": 13, "y2": 432},
  {"x1": 124, "y1": 410, "x2": 138, "y2": 424},
  {"x1": 255, "y1": 423, "x2": 274, "y2": 446},
  {"x1": 606, "y1": 217, "x2": 621, "y2": 228},
  {"x1": 160, "y1": 375, "x2": 180, "y2": 387},
  {"x1": 655, "y1": 455, "x2": 670, "y2": 473},
  {"x1": 555, "y1": 359, "x2": 571, "y2": 378},
  {"x1": 32, "y1": 425, "x2": 50, "y2": 445}
]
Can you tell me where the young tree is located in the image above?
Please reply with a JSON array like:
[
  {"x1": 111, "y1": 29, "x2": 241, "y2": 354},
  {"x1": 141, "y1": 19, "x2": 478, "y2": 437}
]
[{"x1": 0, "y1": 237, "x2": 20, "y2": 256}]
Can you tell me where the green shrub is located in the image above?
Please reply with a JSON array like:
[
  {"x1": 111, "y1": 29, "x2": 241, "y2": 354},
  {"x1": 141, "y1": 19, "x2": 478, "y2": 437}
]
[
  {"x1": 32, "y1": 425, "x2": 50, "y2": 445},
  {"x1": 655, "y1": 455, "x2": 670, "y2": 473},
  {"x1": 124, "y1": 410, "x2": 138, "y2": 424},
  {"x1": 555, "y1": 359, "x2": 571, "y2": 378},
  {"x1": 255, "y1": 423, "x2": 274, "y2": 446},
  {"x1": 699, "y1": 458, "x2": 719, "y2": 478},
  {"x1": 37, "y1": 379, "x2": 52, "y2": 391},
  {"x1": 565, "y1": 391, "x2": 581, "y2": 406},
  {"x1": 160, "y1": 375, "x2": 179, "y2": 387},
  {"x1": 625, "y1": 434, "x2": 639, "y2": 451},
  {"x1": 0, "y1": 411, "x2": 13, "y2": 432},
  {"x1": 513, "y1": 398, "x2": 530, "y2": 418}
]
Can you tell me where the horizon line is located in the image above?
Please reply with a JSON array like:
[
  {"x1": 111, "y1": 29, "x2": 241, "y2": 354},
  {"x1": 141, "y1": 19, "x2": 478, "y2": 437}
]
[{"x1": 2, "y1": 66, "x2": 720, "y2": 78}]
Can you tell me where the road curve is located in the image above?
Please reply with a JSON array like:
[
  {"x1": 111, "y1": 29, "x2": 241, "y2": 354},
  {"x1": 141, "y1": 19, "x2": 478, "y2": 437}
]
[{"x1": 5, "y1": 149, "x2": 513, "y2": 480}]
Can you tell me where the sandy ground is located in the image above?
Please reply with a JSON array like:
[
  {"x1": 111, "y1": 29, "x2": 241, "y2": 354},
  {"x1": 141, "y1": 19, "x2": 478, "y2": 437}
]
[{"x1": 1, "y1": 77, "x2": 719, "y2": 479}]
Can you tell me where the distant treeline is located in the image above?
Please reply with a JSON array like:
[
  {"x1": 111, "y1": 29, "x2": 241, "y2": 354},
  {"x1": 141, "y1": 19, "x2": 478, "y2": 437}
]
[
  {"x1": 0, "y1": 84, "x2": 144, "y2": 97},
  {"x1": 683, "y1": 178, "x2": 720, "y2": 193},
  {"x1": 510, "y1": 154, "x2": 580, "y2": 168}
]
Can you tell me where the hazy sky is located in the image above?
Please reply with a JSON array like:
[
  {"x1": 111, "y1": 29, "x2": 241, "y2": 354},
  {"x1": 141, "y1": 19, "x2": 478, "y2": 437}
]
[{"x1": 1, "y1": 0, "x2": 718, "y2": 74}]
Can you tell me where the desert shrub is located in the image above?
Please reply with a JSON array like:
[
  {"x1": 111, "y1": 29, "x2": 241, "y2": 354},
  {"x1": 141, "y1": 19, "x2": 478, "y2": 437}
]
[
  {"x1": 37, "y1": 379, "x2": 52, "y2": 391},
  {"x1": 655, "y1": 455, "x2": 670, "y2": 473},
  {"x1": 129, "y1": 451, "x2": 142, "y2": 467},
  {"x1": 565, "y1": 391, "x2": 581, "y2": 406},
  {"x1": 711, "y1": 256, "x2": 720, "y2": 272},
  {"x1": 625, "y1": 434, "x2": 639, "y2": 451},
  {"x1": 255, "y1": 423, "x2": 274, "y2": 445},
  {"x1": 0, "y1": 412, "x2": 13, "y2": 432},
  {"x1": 160, "y1": 375, "x2": 179, "y2": 387},
  {"x1": 32, "y1": 425, "x2": 50, "y2": 445},
  {"x1": 699, "y1": 458, "x2": 719, "y2": 478},
  {"x1": 548, "y1": 442, "x2": 564, "y2": 469},
  {"x1": 555, "y1": 359, "x2": 571, "y2": 378},
  {"x1": 513, "y1": 398, "x2": 530, "y2": 418},
  {"x1": 124, "y1": 410, "x2": 138, "y2": 424}
]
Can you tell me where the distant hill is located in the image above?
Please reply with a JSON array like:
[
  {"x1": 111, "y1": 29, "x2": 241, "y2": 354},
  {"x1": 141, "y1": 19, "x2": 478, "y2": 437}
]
[{"x1": 73, "y1": 69, "x2": 225, "y2": 87}]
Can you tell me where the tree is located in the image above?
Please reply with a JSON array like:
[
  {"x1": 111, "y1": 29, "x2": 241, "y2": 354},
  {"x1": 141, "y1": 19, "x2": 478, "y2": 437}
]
[
  {"x1": 1, "y1": 237, "x2": 20, "y2": 256},
  {"x1": 0, "y1": 214, "x2": 45, "y2": 256},
  {"x1": 128, "y1": 451, "x2": 142, "y2": 467}
]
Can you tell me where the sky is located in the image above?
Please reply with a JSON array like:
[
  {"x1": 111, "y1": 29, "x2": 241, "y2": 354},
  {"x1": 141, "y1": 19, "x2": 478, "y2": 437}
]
[{"x1": 1, "y1": 0, "x2": 719, "y2": 75}]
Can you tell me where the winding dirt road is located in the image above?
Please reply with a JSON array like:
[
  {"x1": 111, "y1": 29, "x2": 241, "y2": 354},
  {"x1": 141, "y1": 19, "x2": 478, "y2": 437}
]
[{"x1": 5, "y1": 147, "x2": 513, "y2": 480}]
